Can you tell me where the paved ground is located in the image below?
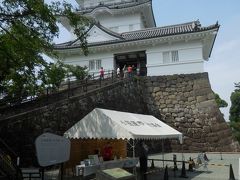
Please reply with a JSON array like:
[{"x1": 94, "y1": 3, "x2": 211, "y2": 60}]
[
  {"x1": 43, "y1": 152, "x2": 240, "y2": 180},
  {"x1": 147, "y1": 152, "x2": 240, "y2": 180}
]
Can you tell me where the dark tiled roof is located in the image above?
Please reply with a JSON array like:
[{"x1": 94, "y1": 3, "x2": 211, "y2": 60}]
[
  {"x1": 77, "y1": 0, "x2": 156, "y2": 28},
  {"x1": 122, "y1": 21, "x2": 218, "y2": 40},
  {"x1": 92, "y1": 23, "x2": 124, "y2": 39},
  {"x1": 78, "y1": 0, "x2": 151, "y2": 14},
  {"x1": 54, "y1": 21, "x2": 219, "y2": 49},
  {"x1": 67, "y1": 23, "x2": 124, "y2": 46}
]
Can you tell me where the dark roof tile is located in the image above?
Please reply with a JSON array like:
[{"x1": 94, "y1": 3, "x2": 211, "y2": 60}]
[
  {"x1": 78, "y1": 0, "x2": 151, "y2": 14},
  {"x1": 54, "y1": 21, "x2": 219, "y2": 49}
]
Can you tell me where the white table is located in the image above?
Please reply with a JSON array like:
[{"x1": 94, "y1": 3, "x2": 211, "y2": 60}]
[
  {"x1": 100, "y1": 160, "x2": 125, "y2": 170},
  {"x1": 76, "y1": 164, "x2": 100, "y2": 177},
  {"x1": 75, "y1": 158, "x2": 139, "y2": 177}
]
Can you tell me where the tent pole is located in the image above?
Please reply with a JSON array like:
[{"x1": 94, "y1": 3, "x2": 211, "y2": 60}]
[
  {"x1": 162, "y1": 139, "x2": 164, "y2": 168},
  {"x1": 181, "y1": 143, "x2": 184, "y2": 161},
  {"x1": 127, "y1": 139, "x2": 135, "y2": 157},
  {"x1": 132, "y1": 139, "x2": 137, "y2": 179}
]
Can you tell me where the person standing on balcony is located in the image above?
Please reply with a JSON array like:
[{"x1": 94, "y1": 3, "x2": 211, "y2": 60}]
[
  {"x1": 100, "y1": 67, "x2": 104, "y2": 80},
  {"x1": 127, "y1": 65, "x2": 133, "y2": 78},
  {"x1": 117, "y1": 67, "x2": 120, "y2": 78}
]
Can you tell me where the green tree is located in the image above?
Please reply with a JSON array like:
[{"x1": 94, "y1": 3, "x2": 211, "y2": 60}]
[
  {"x1": 37, "y1": 61, "x2": 89, "y2": 93},
  {"x1": 39, "y1": 61, "x2": 66, "y2": 91},
  {"x1": 65, "y1": 64, "x2": 88, "y2": 81},
  {"x1": 229, "y1": 83, "x2": 240, "y2": 141},
  {"x1": 214, "y1": 93, "x2": 228, "y2": 108},
  {"x1": 0, "y1": 0, "x2": 91, "y2": 100}
]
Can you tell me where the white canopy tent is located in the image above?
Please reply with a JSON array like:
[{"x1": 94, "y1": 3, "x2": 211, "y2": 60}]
[
  {"x1": 64, "y1": 108, "x2": 183, "y2": 156},
  {"x1": 64, "y1": 108, "x2": 182, "y2": 142}
]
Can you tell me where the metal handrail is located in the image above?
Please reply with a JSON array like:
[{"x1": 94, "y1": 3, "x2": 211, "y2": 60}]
[
  {"x1": 148, "y1": 158, "x2": 188, "y2": 163},
  {"x1": 0, "y1": 70, "x2": 117, "y2": 110}
]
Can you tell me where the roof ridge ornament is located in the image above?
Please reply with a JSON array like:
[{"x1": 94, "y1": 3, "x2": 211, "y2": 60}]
[{"x1": 192, "y1": 20, "x2": 201, "y2": 30}]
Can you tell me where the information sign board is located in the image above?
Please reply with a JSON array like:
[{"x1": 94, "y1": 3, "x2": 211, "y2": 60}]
[{"x1": 35, "y1": 133, "x2": 70, "y2": 167}]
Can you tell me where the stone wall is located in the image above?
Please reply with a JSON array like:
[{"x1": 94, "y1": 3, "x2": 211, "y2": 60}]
[
  {"x1": 0, "y1": 73, "x2": 238, "y2": 166},
  {"x1": 139, "y1": 73, "x2": 239, "y2": 152},
  {"x1": 0, "y1": 80, "x2": 148, "y2": 166}
]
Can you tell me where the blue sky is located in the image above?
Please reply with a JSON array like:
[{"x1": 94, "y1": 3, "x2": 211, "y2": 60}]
[
  {"x1": 55, "y1": 0, "x2": 240, "y2": 120},
  {"x1": 151, "y1": 1, "x2": 240, "y2": 120}
]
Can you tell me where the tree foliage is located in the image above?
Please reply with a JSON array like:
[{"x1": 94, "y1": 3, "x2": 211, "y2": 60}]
[
  {"x1": 214, "y1": 93, "x2": 228, "y2": 108},
  {"x1": 39, "y1": 61, "x2": 66, "y2": 90},
  {"x1": 65, "y1": 64, "x2": 88, "y2": 81},
  {"x1": 230, "y1": 83, "x2": 240, "y2": 141},
  {"x1": 0, "y1": 0, "x2": 91, "y2": 101},
  {"x1": 38, "y1": 61, "x2": 88, "y2": 91}
]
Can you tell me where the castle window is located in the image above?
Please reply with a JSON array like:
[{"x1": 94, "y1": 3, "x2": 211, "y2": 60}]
[
  {"x1": 96, "y1": 60, "x2": 101, "y2": 70},
  {"x1": 89, "y1": 60, "x2": 102, "y2": 71},
  {"x1": 163, "y1": 51, "x2": 170, "y2": 63},
  {"x1": 171, "y1": 50, "x2": 179, "y2": 62},
  {"x1": 163, "y1": 51, "x2": 179, "y2": 63}
]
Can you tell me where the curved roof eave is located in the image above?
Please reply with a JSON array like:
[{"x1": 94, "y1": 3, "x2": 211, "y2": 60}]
[
  {"x1": 208, "y1": 24, "x2": 220, "y2": 58},
  {"x1": 54, "y1": 27, "x2": 219, "y2": 52},
  {"x1": 150, "y1": 0, "x2": 156, "y2": 27},
  {"x1": 77, "y1": 0, "x2": 152, "y2": 15}
]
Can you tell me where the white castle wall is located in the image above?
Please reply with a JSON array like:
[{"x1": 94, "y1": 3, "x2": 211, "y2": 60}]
[
  {"x1": 146, "y1": 41, "x2": 204, "y2": 76},
  {"x1": 97, "y1": 13, "x2": 143, "y2": 33},
  {"x1": 62, "y1": 40, "x2": 205, "y2": 76}
]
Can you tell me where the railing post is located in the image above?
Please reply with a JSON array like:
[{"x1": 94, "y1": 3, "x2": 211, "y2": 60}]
[
  {"x1": 173, "y1": 154, "x2": 177, "y2": 177},
  {"x1": 41, "y1": 168, "x2": 44, "y2": 180},
  {"x1": 112, "y1": 70, "x2": 114, "y2": 83},
  {"x1": 151, "y1": 159, "x2": 155, "y2": 169},
  {"x1": 67, "y1": 79, "x2": 70, "y2": 98},
  {"x1": 85, "y1": 78, "x2": 88, "y2": 92},
  {"x1": 17, "y1": 157, "x2": 20, "y2": 166}
]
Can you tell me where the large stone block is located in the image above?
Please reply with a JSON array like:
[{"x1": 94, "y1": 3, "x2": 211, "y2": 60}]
[
  {"x1": 153, "y1": 87, "x2": 160, "y2": 93},
  {"x1": 197, "y1": 96, "x2": 207, "y2": 103}
]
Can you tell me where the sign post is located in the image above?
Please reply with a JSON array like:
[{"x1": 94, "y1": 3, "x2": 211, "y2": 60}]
[
  {"x1": 239, "y1": 158, "x2": 240, "y2": 180},
  {"x1": 35, "y1": 133, "x2": 71, "y2": 179}
]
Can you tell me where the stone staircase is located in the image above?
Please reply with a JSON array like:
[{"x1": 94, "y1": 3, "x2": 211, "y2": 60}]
[{"x1": 0, "y1": 75, "x2": 123, "y2": 121}]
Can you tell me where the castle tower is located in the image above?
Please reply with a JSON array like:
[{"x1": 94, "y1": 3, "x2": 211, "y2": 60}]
[
  {"x1": 55, "y1": 0, "x2": 219, "y2": 77},
  {"x1": 60, "y1": 0, "x2": 155, "y2": 39}
]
